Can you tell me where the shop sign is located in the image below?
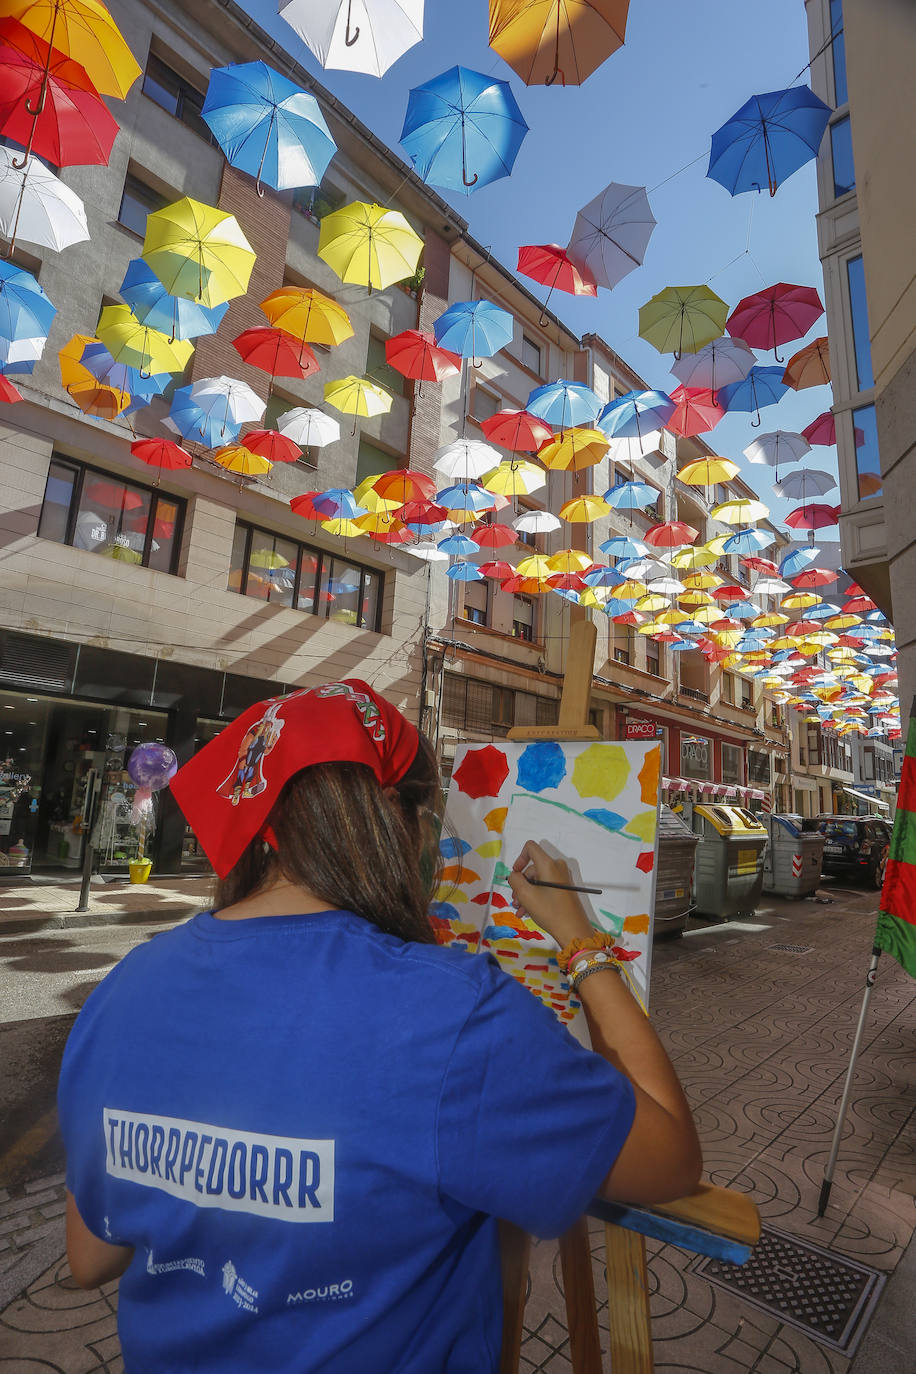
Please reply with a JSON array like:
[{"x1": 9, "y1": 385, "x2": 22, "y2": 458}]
[{"x1": 625, "y1": 721, "x2": 663, "y2": 740}]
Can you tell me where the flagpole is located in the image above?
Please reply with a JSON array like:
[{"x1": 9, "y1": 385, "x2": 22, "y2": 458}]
[{"x1": 817, "y1": 945, "x2": 882, "y2": 1217}]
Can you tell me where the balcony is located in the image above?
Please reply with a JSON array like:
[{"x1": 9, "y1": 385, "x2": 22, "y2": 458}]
[{"x1": 679, "y1": 686, "x2": 710, "y2": 704}]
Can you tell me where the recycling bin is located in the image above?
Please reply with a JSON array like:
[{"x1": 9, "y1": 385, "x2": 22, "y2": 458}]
[
  {"x1": 653, "y1": 805, "x2": 700, "y2": 938},
  {"x1": 689, "y1": 804, "x2": 769, "y2": 920},
  {"x1": 762, "y1": 813, "x2": 826, "y2": 898}
]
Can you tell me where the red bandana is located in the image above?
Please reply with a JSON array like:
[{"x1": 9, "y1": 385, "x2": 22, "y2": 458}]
[{"x1": 170, "y1": 679, "x2": 420, "y2": 877}]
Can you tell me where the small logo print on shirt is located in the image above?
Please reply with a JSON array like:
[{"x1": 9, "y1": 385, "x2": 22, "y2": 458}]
[
  {"x1": 146, "y1": 1248, "x2": 206, "y2": 1278},
  {"x1": 222, "y1": 1259, "x2": 259, "y2": 1314},
  {"x1": 287, "y1": 1279, "x2": 355, "y2": 1304}
]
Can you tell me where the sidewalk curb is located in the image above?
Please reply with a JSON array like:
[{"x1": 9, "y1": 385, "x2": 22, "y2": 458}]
[{"x1": 0, "y1": 905, "x2": 202, "y2": 937}]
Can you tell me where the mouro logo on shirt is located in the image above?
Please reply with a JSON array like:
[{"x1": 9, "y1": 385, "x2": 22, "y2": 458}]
[{"x1": 103, "y1": 1109, "x2": 334, "y2": 1223}]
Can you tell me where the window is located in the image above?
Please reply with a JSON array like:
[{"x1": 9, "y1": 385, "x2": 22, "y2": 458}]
[
  {"x1": 645, "y1": 638, "x2": 660, "y2": 676},
  {"x1": 614, "y1": 645, "x2": 631, "y2": 666},
  {"x1": 366, "y1": 332, "x2": 404, "y2": 398},
  {"x1": 356, "y1": 438, "x2": 399, "y2": 487},
  {"x1": 38, "y1": 457, "x2": 184, "y2": 573},
  {"x1": 142, "y1": 53, "x2": 212, "y2": 141},
  {"x1": 748, "y1": 750, "x2": 771, "y2": 786},
  {"x1": 117, "y1": 172, "x2": 168, "y2": 237},
  {"x1": 229, "y1": 521, "x2": 382, "y2": 630},
  {"x1": 846, "y1": 256, "x2": 875, "y2": 390},
  {"x1": 292, "y1": 181, "x2": 346, "y2": 222},
  {"x1": 681, "y1": 734, "x2": 710, "y2": 781},
  {"x1": 722, "y1": 672, "x2": 735, "y2": 704},
  {"x1": 741, "y1": 681, "x2": 754, "y2": 709},
  {"x1": 830, "y1": 114, "x2": 855, "y2": 198},
  {"x1": 471, "y1": 385, "x2": 500, "y2": 423},
  {"x1": 511, "y1": 595, "x2": 535, "y2": 641},
  {"x1": 830, "y1": 0, "x2": 847, "y2": 105},
  {"x1": 721, "y1": 743, "x2": 744, "y2": 786},
  {"x1": 521, "y1": 334, "x2": 541, "y2": 375},
  {"x1": 462, "y1": 580, "x2": 489, "y2": 626},
  {"x1": 853, "y1": 403, "x2": 882, "y2": 500}
]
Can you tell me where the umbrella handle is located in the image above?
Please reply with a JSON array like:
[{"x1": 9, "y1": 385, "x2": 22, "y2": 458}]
[
  {"x1": 460, "y1": 115, "x2": 478, "y2": 186},
  {"x1": 255, "y1": 107, "x2": 277, "y2": 198},
  {"x1": 545, "y1": 64, "x2": 566, "y2": 87},
  {"x1": 345, "y1": 0, "x2": 360, "y2": 45},
  {"x1": 750, "y1": 409, "x2": 762, "y2": 428}
]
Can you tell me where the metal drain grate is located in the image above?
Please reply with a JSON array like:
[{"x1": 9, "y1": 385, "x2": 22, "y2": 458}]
[
  {"x1": 690, "y1": 1226, "x2": 885, "y2": 1355},
  {"x1": 769, "y1": 942, "x2": 814, "y2": 953}
]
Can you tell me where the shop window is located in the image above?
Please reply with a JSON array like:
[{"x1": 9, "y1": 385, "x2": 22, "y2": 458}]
[
  {"x1": 38, "y1": 457, "x2": 184, "y2": 572},
  {"x1": 230, "y1": 520, "x2": 382, "y2": 631},
  {"x1": 846, "y1": 256, "x2": 875, "y2": 391},
  {"x1": 142, "y1": 52, "x2": 212, "y2": 142},
  {"x1": 117, "y1": 172, "x2": 169, "y2": 237},
  {"x1": 830, "y1": 115, "x2": 855, "y2": 198},
  {"x1": 722, "y1": 743, "x2": 744, "y2": 786},
  {"x1": 681, "y1": 733, "x2": 710, "y2": 781},
  {"x1": 830, "y1": 0, "x2": 847, "y2": 105},
  {"x1": 366, "y1": 332, "x2": 404, "y2": 398},
  {"x1": 471, "y1": 385, "x2": 501, "y2": 423},
  {"x1": 511, "y1": 595, "x2": 534, "y2": 641},
  {"x1": 853, "y1": 403, "x2": 882, "y2": 500},
  {"x1": 521, "y1": 334, "x2": 542, "y2": 375},
  {"x1": 462, "y1": 580, "x2": 489, "y2": 626}
]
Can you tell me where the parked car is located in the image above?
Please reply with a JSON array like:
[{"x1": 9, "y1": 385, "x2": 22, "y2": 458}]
[{"x1": 815, "y1": 815, "x2": 892, "y2": 889}]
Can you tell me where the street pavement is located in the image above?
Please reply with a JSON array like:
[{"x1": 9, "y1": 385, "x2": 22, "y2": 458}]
[{"x1": 0, "y1": 878, "x2": 913, "y2": 1372}]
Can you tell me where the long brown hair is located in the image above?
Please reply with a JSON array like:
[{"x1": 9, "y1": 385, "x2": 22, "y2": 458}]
[{"x1": 213, "y1": 735, "x2": 442, "y2": 944}]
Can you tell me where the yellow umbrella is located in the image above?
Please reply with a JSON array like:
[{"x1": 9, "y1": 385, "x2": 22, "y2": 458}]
[
  {"x1": 710, "y1": 498, "x2": 769, "y2": 524},
  {"x1": 318, "y1": 201, "x2": 423, "y2": 291},
  {"x1": 482, "y1": 460, "x2": 546, "y2": 496},
  {"x1": 516, "y1": 554, "x2": 552, "y2": 580},
  {"x1": 559, "y1": 493, "x2": 610, "y2": 522},
  {"x1": 488, "y1": 0, "x2": 628, "y2": 86},
  {"x1": 609, "y1": 581, "x2": 647, "y2": 600},
  {"x1": 780, "y1": 591, "x2": 821, "y2": 610},
  {"x1": 354, "y1": 475, "x2": 402, "y2": 513},
  {"x1": 5, "y1": 0, "x2": 141, "y2": 98},
  {"x1": 143, "y1": 198, "x2": 256, "y2": 306},
  {"x1": 538, "y1": 427, "x2": 609, "y2": 471},
  {"x1": 58, "y1": 333, "x2": 130, "y2": 416},
  {"x1": 678, "y1": 588, "x2": 715, "y2": 607},
  {"x1": 96, "y1": 305, "x2": 193, "y2": 375},
  {"x1": 752, "y1": 611, "x2": 789, "y2": 627},
  {"x1": 547, "y1": 549, "x2": 593, "y2": 574},
  {"x1": 671, "y1": 545, "x2": 717, "y2": 570},
  {"x1": 637, "y1": 621, "x2": 666, "y2": 636},
  {"x1": 260, "y1": 286, "x2": 354, "y2": 346},
  {"x1": 654, "y1": 609, "x2": 686, "y2": 625},
  {"x1": 679, "y1": 456, "x2": 739, "y2": 486},
  {"x1": 354, "y1": 512, "x2": 406, "y2": 535},
  {"x1": 321, "y1": 518, "x2": 368, "y2": 538},
  {"x1": 690, "y1": 605, "x2": 724, "y2": 625},
  {"x1": 579, "y1": 588, "x2": 608, "y2": 609},
  {"x1": 638, "y1": 285, "x2": 728, "y2": 356},
  {"x1": 324, "y1": 376, "x2": 392, "y2": 433},
  {"x1": 635, "y1": 594, "x2": 669, "y2": 613},
  {"x1": 703, "y1": 535, "x2": 732, "y2": 556},
  {"x1": 713, "y1": 629, "x2": 742, "y2": 648},
  {"x1": 683, "y1": 571, "x2": 722, "y2": 591},
  {"x1": 212, "y1": 444, "x2": 272, "y2": 477},
  {"x1": 825, "y1": 613, "x2": 861, "y2": 630}
]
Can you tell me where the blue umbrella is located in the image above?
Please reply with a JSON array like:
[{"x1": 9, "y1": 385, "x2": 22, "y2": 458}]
[
  {"x1": 605, "y1": 480, "x2": 658, "y2": 509},
  {"x1": 80, "y1": 342, "x2": 171, "y2": 397},
  {"x1": 718, "y1": 365, "x2": 789, "y2": 427},
  {"x1": 446, "y1": 560, "x2": 484, "y2": 581},
  {"x1": 120, "y1": 261, "x2": 228, "y2": 342},
  {"x1": 0, "y1": 358, "x2": 36, "y2": 375},
  {"x1": 437, "y1": 532, "x2": 478, "y2": 555},
  {"x1": 600, "y1": 534, "x2": 649, "y2": 558},
  {"x1": 723, "y1": 599, "x2": 762, "y2": 619},
  {"x1": 722, "y1": 527, "x2": 772, "y2": 555},
  {"x1": 603, "y1": 597, "x2": 642, "y2": 617},
  {"x1": 779, "y1": 546, "x2": 820, "y2": 576},
  {"x1": 436, "y1": 482, "x2": 498, "y2": 512},
  {"x1": 433, "y1": 300, "x2": 514, "y2": 363},
  {"x1": 400, "y1": 66, "x2": 528, "y2": 193},
  {"x1": 167, "y1": 383, "x2": 244, "y2": 448},
  {"x1": 668, "y1": 638, "x2": 698, "y2": 652},
  {"x1": 526, "y1": 379, "x2": 601, "y2": 429},
  {"x1": 0, "y1": 261, "x2": 56, "y2": 342},
  {"x1": 582, "y1": 566, "x2": 618, "y2": 588},
  {"x1": 202, "y1": 61, "x2": 337, "y2": 194},
  {"x1": 804, "y1": 603, "x2": 839, "y2": 620},
  {"x1": 707, "y1": 85, "x2": 832, "y2": 197},
  {"x1": 597, "y1": 389, "x2": 674, "y2": 441}
]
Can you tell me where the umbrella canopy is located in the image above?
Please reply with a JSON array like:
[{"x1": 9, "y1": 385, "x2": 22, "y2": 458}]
[
  {"x1": 605, "y1": 480, "x2": 658, "y2": 510},
  {"x1": 538, "y1": 426, "x2": 608, "y2": 470},
  {"x1": 517, "y1": 242, "x2": 596, "y2": 296},
  {"x1": 482, "y1": 459, "x2": 546, "y2": 496},
  {"x1": 400, "y1": 65, "x2": 528, "y2": 193},
  {"x1": 784, "y1": 503, "x2": 840, "y2": 530},
  {"x1": 597, "y1": 388, "x2": 674, "y2": 440},
  {"x1": 477, "y1": 558, "x2": 515, "y2": 578},
  {"x1": 783, "y1": 336, "x2": 831, "y2": 389},
  {"x1": 514, "y1": 508, "x2": 561, "y2": 534},
  {"x1": 433, "y1": 299, "x2": 514, "y2": 360},
  {"x1": 480, "y1": 407, "x2": 552, "y2": 451},
  {"x1": 639, "y1": 285, "x2": 728, "y2": 357},
  {"x1": 722, "y1": 527, "x2": 773, "y2": 555},
  {"x1": 773, "y1": 468, "x2": 837, "y2": 500},
  {"x1": 0, "y1": 375, "x2": 22, "y2": 403},
  {"x1": 600, "y1": 534, "x2": 648, "y2": 558},
  {"x1": 2, "y1": 0, "x2": 141, "y2": 99},
  {"x1": 96, "y1": 304, "x2": 193, "y2": 375},
  {"x1": 801, "y1": 410, "x2": 843, "y2": 446},
  {"x1": 166, "y1": 384, "x2": 239, "y2": 447},
  {"x1": 120, "y1": 259, "x2": 227, "y2": 341},
  {"x1": 130, "y1": 437, "x2": 193, "y2": 471},
  {"x1": 190, "y1": 375, "x2": 266, "y2": 426},
  {"x1": 437, "y1": 482, "x2": 498, "y2": 513},
  {"x1": 242, "y1": 428, "x2": 302, "y2": 463},
  {"x1": 0, "y1": 258, "x2": 56, "y2": 340},
  {"x1": 437, "y1": 532, "x2": 477, "y2": 556},
  {"x1": 666, "y1": 386, "x2": 724, "y2": 437},
  {"x1": 74, "y1": 338, "x2": 169, "y2": 397},
  {"x1": 324, "y1": 375, "x2": 391, "y2": 423},
  {"x1": 277, "y1": 0, "x2": 424, "y2": 78},
  {"x1": 232, "y1": 326, "x2": 318, "y2": 379},
  {"x1": 526, "y1": 378, "x2": 601, "y2": 429},
  {"x1": 565, "y1": 180, "x2": 655, "y2": 290},
  {"x1": 0, "y1": 146, "x2": 88, "y2": 252},
  {"x1": 726, "y1": 282, "x2": 824, "y2": 359},
  {"x1": 744, "y1": 430, "x2": 810, "y2": 469},
  {"x1": 385, "y1": 329, "x2": 460, "y2": 383},
  {"x1": 370, "y1": 468, "x2": 437, "y2": 504},
  {"x1": 710, "y1": 498, "x2": 769, "y2": 524},
  {"x1": 559, "y1": 493, "x2": 610, "y2": 523},
  {"x1": 318, "y1": 200, "x2": 423, "y2": 290},
  {"x1": 201, "y1": 60, "x2": 336, "y2": 193},
  {"x1": 644, "y1": 520, "x2": 697, "y2": 548},
  {"x1": 143, "y1": 198, "x2": 256, "y2": 306},
  {"x1": 276, "y1": 406, "x2": 340, "y2": 447},
  {"x1": 0, "y1": 40, "x2": 119, "y2": 168},
  {"x1": 434, "y1": 438, "x2": 502, "y2": 480},
  {"x1": 406, "y1": 541, "x2": 450, "y2": 562},
  {"x1": 779, "y1": 546, "x2": 820, "y2": 577},
  {"x1": 671, "y1": 336, "x2": 754, "y2": 395},
  {"x1": 488, "y1": 0, "x2": 629, "y2": 86},
  {"x1": 707, "y1": 85, "x2": 832, "y2": 196},
  {"x1": 470, "y1": 522, "x2": 516, "y2": 549},
  {"x1": 718, "y1": 365, "x2": 789, "y2": 426},
  {"x1": 789, "y1": 566, "x2": 837, "y2": 589},
  {"x1": 212, "y1": 444, "x2": 272, "y2": 478},
  {"x1": 679, "y1": 456, "x2": 739, "y2": 487}
]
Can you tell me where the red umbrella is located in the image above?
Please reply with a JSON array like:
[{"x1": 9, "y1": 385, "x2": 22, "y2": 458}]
[
  {"x1": 0, "y1": 40, "x2": 119, "y2": 167},
  {"x1": 370, "y1": 468, "x2": 437, "y2": 503},
  {"x1": 726, "y1": 282, "x2": 824, "y2": 361},
  {"x1": 130, "y1": 438, "x2": 193, "y2": 470},
  {"x1": 500, "y1": 574, "x2": 544, "y2": 594},
  {"x1": 665, "y1": 385, "x2": 724, "y2": 437},
  {"x1": 612, "y1": 610, "x2": 645, "y2": 626},
  {"x1": 802, "y1": 410, "x2": 866, "y2": 446},
  {"x1": 0, "y1": 375, "x2": 23, "y2": 403},
  {"x1": 84, "y1": 480, "x2": 144, "y2": 510},
  {"x1": 242, "y1": 428, "x2": 302, "y2": 463},
  {"x1": 742, "y1": 556, "x2": 779, "y2": 574},
  {"x1": 289, "y1": 491, "x2": 324, "y2": 520},
  {"x1": 517, "y1": 243, "x2": 596, "y2": 322},
  {"x1": 790, "y1": 567, "x2": 837, "y2": 588},
  {"x1": 644, "y1": 521, "x2": 698, "y2": 547},
  {"x1": 710, "y1": 616, "x2": 741, "y2": 631},
  {"x1": 712, "y1": 584, "x2": 745, "y2": 601},
  {"x1": 478, "y1": 559, "x2": 514, "y2": 579},
  {"x1": 480, "y1": 408, "x2": 553, "y2": 452},
  {"x1": 232, "y1": 328, "x2": 318, "y2": 380},
  {"x1": 547, "y1": 571, "x2": 586, "y2": 591},
  {"x1": 471, "y1": 523, "x2": 517, "y2": 548},
  {"x1": 843, "y1": 595, "x2": 878, "y2": 613},
  {"x1": 399, "y1": 499, "x2": 447, "y2": 526},
  {"x1": 385, "y1": 330, "x2": 461, "y2": 386},
  {"x1": 785, "y1": 619, "x2": 823, "y2": 635},
  {"x1": 784, "y1": 502, "x2": 840, "y2": 530}
]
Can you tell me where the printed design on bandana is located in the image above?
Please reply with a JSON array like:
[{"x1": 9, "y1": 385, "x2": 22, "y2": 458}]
[
  {"x1": 222, "y1": 1260, "x2": 259, "y2": 1313},
  {"x1": 314, "y1": 682, "x2": 387, "y2": 743},
  {"x1": 216, "y1": 700, "x2": 285, "y2": 805}
]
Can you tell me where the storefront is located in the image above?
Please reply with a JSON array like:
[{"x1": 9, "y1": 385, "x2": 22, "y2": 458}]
[{"x1": 616, "y1": 706, "x2": 775, "y2": 812}]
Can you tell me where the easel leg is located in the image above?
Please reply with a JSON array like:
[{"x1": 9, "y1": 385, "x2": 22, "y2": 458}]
[
  {"x1": 559, "y1": 1216, "x2": 603, "y2": 1373},
  {"x1": 604, "y1": 1223, "x2": 654, "y2": 1373},
  {"x1": 499, "y1": 1220, "x2": 531, "y2": 1374}
]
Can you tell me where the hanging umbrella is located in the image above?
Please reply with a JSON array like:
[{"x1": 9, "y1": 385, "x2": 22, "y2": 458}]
[
  {"x1": 600, "y1": 534, "x2": 648, "y2": 558},
  {"x1": 783, "y1": 336, "x2": 830, "y2": 389},
  {"x1": 3, "y1": 0, "x2": 139, "y2": 100},
  {"x1": 517, "y1": 243, "x2": 596, "y2": 322},
  {"x1": 671, "y1": 336, "x2": 754, "y2": 396},
  {"x1": 0, "y1": 333, "x2": 45, "y2": 363},
  {"x1": 143, "y1": 197, "x2": 256, "y2": 306},
  {"x1": 400, "y1": 499, "x2": 448, "y2": 530},
  {"x1": 638, "y1": 285, "x2": 728, "y2": 358},
  {"x1": 232, "y1": 327, "x2": 319, "y2": 379},
  {"x1": 370, "y1": 468, "x2": 437, "y2": 504},
  {"x1": 400, "y1": 65, "x2": 528, "y2": 193},
  {"x1": 711, "y1": 498, "x2": 769, "y2": 524},
  {"x1": 0, "y1": 375, "x2": 22, "y2": 402},
  {"x1": 0, "y1": 259, "x2": 55, "y2": 341},
  {"x1": 547, "y1": 550, "x2": 593, "y2": 575},
  {"x1": 96, "y1": 304, "x2": 193, "y2": 375},
  {"x1": 789, "y1": 566, "x2": 837, "y2": 589},
  {"x1": 666, "y1": 386, "x2": 724, "y2": 437},
  {"x1": 717, "y1": 365, "x2": 789, "y2": 429},
  {"x1": 781, "y1": 590, "x2": 822, "y2": 610},
  {"x1": 784, "y1": 503, "x2": 840, "y2": 530},
  {"x1": 470, "y1": 523, "x2": 516, "y2": 548},
  {"x1": 312, "y1": 488, "x2": 368, "y2": 519},
  {"x1": 119, "y1": 259, "x2": 227, "y2": 342},
  {"x1": 478, "y1": 558, "x2": 515, "y2": 578},
  {"x1": 779, "y1": 547, "x2": 820, "y2": 577},
  {"x1": 446, "y1": 560, "x2": 485, "y2": 582},
  {"x1": 707, "y1": 85, "x2": 832, "y2": 196},
  {"x1": 516, "y1": 554, "x2": 553, "y2": 580},
  {"x1": 261, "y1": 286, "x2": 354, "y2": 346},
  {"x1": 596, "y1": 388, "x2": 673, "y2": 440},
  {"x1": 644, "y1": 521, "x2": 697, "y2": 548},
  {"x1": 276, "y1": 405, "x2": 340, "y2": 447},
  {"x1": 537, "y1": 426, "x2": 608, "y2": 470},
  {"x1": 433, "y1": 299, "x2": 515, "y2": 361},
  {"x1": 324, "y1": 375, "x2": 391, "y2": 432},
  {"x1": 725, "y1": 282, "x2": 824, "y2": 360},
  {"x1": 434, "y1": 437, "x2": 503, "y2": 480},
  {"x1": 385, "y1": 330, "x2": 461, "y2": 388},
  {"x1": 242, "y1": 429, "x2": 302, "y2": 463},
  {"x1": 743, "y1": 430, "x2": 810, "y2": 473},
  {"x1": 722, "y1": 527, "x2": 773, "y2": 555},
  {"x1": 773, "y1": 468, "x2": 837, "y2": 501},
  {"x1": 354, "y1": 475, "x2": 401, "y2": 513},
  {"x1": 0, "y1": 145, "x2": 88, "y2": 253},
  {"x1": 559, "y1": 494, "x2": 610, "y2": 523},
  {"x1": 565, "y1": 180, "x2": 655, "y2": 290},
  {"x1": 59, "y1": 334, "x2": 168, "y2": 401},
  {"x1": 212, "y1": 443, "x2": 272, "y2": 478},
  {"x1": 482, "y1": 459, "x2": 546, "y2": 496},
  {"x1": 68, "y1": 379, "x2": 129, "y2": 418},
  {"x1": 130, "y1": 437, "x2": 193, "y2": 472},
  {"x1": 678, "y1": 456, "x2": 738, "y2": 486},
  {"x1": 605, "y1": 480, "x2": 658, "y2": 510},
  {"x1": 480, "y1": 408, "x2": 552, "y2": 452},
  {"x1": 801, "y1": 410, "x2": 842, "y2": 446},
  {"x1": 437, "y1": 482, "x2": 498, "y2": 513},
  {"x1": 514, "y1": 508, "x2": 561, "y2": 534},
  {"x1": 277, "y1": 0, "x2": 424, "y2": 78},
  {"x1": 407, "y1": 541, "x2": 450, "y2": 562},
  {"x1": 201, "y1": 60, "x2": 336, "y2": 194},
  {"x1": 527, "y1": 378, "x2": 601, "y2": 430},
  {"x1": 166, "y1": 384, "x2": 241, "y2": 448},
  {"x1": 0, "y1": 40, "x2": 119, "y2": 168},
  {"x1": 438, "y1": 532, "x2": 478, "y2": 555},
  {"x1": 487, "y1": 0, "x2": 629, "y2": 86},
  {"x1": 318, "y1": 200, "x2": 423, "y2": 290}
]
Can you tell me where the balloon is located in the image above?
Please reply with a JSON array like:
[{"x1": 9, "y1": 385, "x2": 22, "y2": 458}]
[{"x1": 127, "y1": 743, "x2": 178, "y2": 791}]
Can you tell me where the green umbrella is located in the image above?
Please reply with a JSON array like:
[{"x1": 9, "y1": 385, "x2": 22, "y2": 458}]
[{"x1": 638, "y1": 285, "x2": 728, "y2": 358}]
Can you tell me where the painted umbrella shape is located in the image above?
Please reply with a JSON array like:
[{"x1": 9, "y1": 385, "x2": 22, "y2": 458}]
[
  {"x1": 277, "y1": 0, "x2": 424, "y2": 78},
  {"x1": 142, "y1": 198, "x2": 256, "y2": 307},
  {"x1": 717, "y1": 364, "x2": 788, "y2": 427},
  {"x1": 201, "y1": 61, "x2": 336, "y2": 194},
  {"x1": 517, "y1": 243, "x2": 596, "y2": 323},
  {"x1": 726, "y1": 282, "x2": 824, "y2": 361},
  {"x1": 639, "y1": 285, "x2": 728, "y2": 358},
  {"x1": 707, "y1": 85, "x2": 832, "y2": 196},
  {"x1": 400, "y1": 65, "x2": 528, "y2": 193},
  {"x1": 433, "y1": 300, "x2": 515, "y2": 361},
  {"x1": 119, "y1": 259, "x2": 228, "y2": 341},
  {"x1": 0, "y1": 146, "x2": 88, "y2": 253},
  {"x1": 783, "y1": 336, "x2": 831, "y2": 389},
  {"x1": 671, "y1": 336, "x2": 754, "y2": 395},
  {"x1": 565, "y1": 181, "x2": 655, "y2": 291},
  {"x1": 488, "y1": 0, "x2": 629, "y2": 86}
]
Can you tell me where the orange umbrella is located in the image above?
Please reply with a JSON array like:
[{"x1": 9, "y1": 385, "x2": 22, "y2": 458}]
[
  {"x1": 783, "y1": 336, "x2": 830, "y2": 390},
  {"x1": 488, "y1": 0, "x2": 629, "y2": 86}
]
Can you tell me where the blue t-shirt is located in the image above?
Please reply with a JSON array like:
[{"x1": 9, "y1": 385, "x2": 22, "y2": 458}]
[{"x1": 58, "y1": 909, "x2": 635, "y2": 1373}]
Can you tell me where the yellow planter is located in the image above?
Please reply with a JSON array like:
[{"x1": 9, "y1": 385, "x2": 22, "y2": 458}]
[{"x1": 129, "y1": 857, "x2": 153, "y2": 884}]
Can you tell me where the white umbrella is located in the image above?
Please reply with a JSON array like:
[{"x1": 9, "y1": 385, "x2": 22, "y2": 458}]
[
  {"x1": 513, "y1": 509, "x2": 561, "y2": 534},
  {"x1": 278, "y1": 0, "x2": 424, "y2": 78},
  {"x1": 617, "y1": 557, "x2": 668, "y2": 580},
  {"x1": 773, "y1": 468, "x2": 837, "y2": 499},
  {"x1": 671, "y1": 337, "x2": 754, "y2": 392},
  {"x1": 0, "y1": 148, "x2": 89, "y2": 254},
  {"x1": 744, "y1": 430, "x2": 810, "y2": 468},
  {"x1": 0, "y1": 334, "x2": 46, "y2": 363},
  {"x1": 404, "y1": 541, "x2": 448, "y2": 562},
  {"x1": 566, "y1": 182, "x2": 656, "y2": 291},
  {"x1": 752, "y1": 577, "x2": 791, "y2": 595},
  {"x1": 277, "y1": 406, "x2": 340, "y2": 447},
  {"x1": 434, "y1": 438, "x2": 501, "y2": 480},
  {"x1": 189, "y1": 375, "x2": 265, "y2": 427},
  {"x1": 606, "y1": 429, "x2": 663, "y2": 465},
  {"x1": 646, "y1": 576, "x2": 684, "y2": 595}
]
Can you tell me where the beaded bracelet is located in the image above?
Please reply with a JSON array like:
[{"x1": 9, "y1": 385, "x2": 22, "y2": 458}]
[{"x1": 570, "y1": 961, "x2": 622, "y2": 993}]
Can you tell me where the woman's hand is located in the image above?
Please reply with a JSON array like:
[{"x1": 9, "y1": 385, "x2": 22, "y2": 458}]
[{"x1": 508, "y1": 840, "x2": 595, "y2": 948}]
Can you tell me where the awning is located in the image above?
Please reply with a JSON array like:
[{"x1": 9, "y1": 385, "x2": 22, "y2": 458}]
[{"x1": 843, "y1": 786, "x2": 890, "y2": 812}]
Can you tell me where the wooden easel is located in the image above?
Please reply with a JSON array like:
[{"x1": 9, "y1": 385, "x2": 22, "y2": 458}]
[{"x1": 500, "y1": 620, "x2": 760, "y2": 1373}]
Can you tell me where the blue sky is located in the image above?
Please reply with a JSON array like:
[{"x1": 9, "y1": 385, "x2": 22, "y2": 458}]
[{"x1": 243, "y1": 0, "x2": 837, "y2": 535}]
